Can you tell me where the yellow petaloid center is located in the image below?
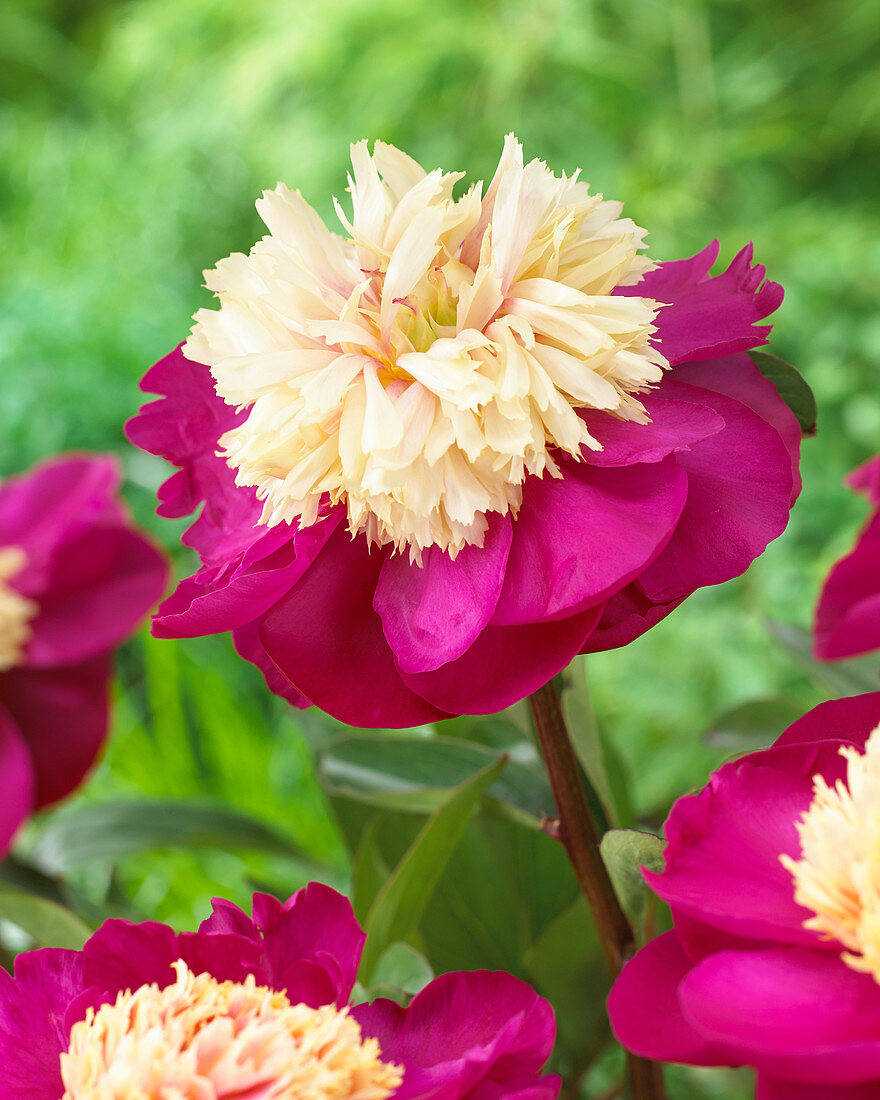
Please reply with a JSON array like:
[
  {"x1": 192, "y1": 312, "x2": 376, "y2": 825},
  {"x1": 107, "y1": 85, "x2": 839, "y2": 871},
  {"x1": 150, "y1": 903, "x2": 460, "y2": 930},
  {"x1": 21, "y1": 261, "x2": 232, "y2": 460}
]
[
  {"x1": 781, "y1": 725, "x2": 880, "y2": 983},
  {"x1": 185, "y1": 134, "x2": 666, "y2": 561},
  {"x1": 60, "y1": 961, "x2": 403, "y2": 1100},
  {"x1": 0, "y1": 547, "x2": 36, "y2": 672}
]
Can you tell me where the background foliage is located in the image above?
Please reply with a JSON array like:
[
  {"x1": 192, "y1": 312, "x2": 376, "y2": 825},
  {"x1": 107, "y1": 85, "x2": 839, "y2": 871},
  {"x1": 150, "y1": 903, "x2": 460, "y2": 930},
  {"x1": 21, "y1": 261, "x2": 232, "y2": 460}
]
[{"x1": 2, "y1": 1, "x2": 879, "y2": 1095}]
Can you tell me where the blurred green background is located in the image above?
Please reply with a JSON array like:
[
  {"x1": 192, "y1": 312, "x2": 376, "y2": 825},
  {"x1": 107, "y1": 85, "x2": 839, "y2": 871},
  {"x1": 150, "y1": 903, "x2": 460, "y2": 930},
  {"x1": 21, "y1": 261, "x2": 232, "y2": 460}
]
[{"x1": 2, "y1": 0, "x2": 879, "y2": 1096}]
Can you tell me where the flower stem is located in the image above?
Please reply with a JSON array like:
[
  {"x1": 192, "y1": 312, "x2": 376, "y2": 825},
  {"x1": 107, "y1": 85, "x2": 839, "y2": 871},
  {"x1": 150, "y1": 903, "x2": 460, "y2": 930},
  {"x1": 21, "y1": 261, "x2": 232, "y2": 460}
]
[{"x1": 528, "y1": 679, "x2": 666, "y2": 1100}]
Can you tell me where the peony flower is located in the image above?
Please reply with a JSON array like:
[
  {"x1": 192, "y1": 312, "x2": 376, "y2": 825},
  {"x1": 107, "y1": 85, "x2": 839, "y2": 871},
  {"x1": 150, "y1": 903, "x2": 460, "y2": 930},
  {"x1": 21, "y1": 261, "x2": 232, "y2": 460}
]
[
  {"x1": 608, "y1": 691, "x2": 880, "y2": 1100},
  {"x1": 815, "y1": 453, "x2": 880, "y2": 660},
  {"x1": 0, "y1": 455, "x2": 167, "y2": 854},
  {"x1": 0, "y1": 881, "x2": 560, "y2": 1100},
  {"x1": 127, "y1": 135, "x2": 800, "y2": 726}
]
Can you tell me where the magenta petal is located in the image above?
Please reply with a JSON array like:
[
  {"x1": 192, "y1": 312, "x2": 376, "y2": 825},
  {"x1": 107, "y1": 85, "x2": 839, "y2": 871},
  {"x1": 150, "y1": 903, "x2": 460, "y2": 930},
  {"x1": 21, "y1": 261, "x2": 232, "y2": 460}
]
[
  {"x1": 492, "y1": 458, "x2": 686, "y2": 626},
  {"x1": 232, "y1": 620, "x2": 311, "y2": 708},
  {"x1": 260, "y1": 525, "x2": 450, "y2": 727},
  {"x1": 24, "y1": 523, "x2": 167, "y2": 667},
  {"x1": 679, "y1": 948, "x2": 880, "y2": 1082},
  {"x1": 0, "y1": 947, "x2": 86, "y2": 1100},
  {"x1": 849, "y1": 455, "x2": 880, "y2": 505},
  {"x1": 579, "y1": 397, "x2": 724, "y2": 467},
  {"x1": 0, "y1": 707, "x2": 34, "y2": 857},
  {"x1": 355, "y1": 970, "x2": 557, "y2": 1100},
  {"x1": 608, "y1": 931, "x2": 734, "y2": 1066},
  {"x1": 581, "y1": 584, "x2": 684, "y2": 652},
  {"x1": 401, "y1": 603, "x2": 603, "y2": 714},
  {"x1": 636, "y1": 379, "x2": 793, "y2": 603},
  {"x1": 647, "y1": 742, "x2": 850, "y2": 947},
  {"x1": 375, "y1": 515, "x2": 513, "y2": 674},
  {"x1": 0, "y1": 657, "x2": 110, "y2": 809},
  {"x1": 758, "y1": 1075, "x2": 880, "y2": 1100},
  {"x1": 774, "y1": 692, "x2": 880, "y2": 750},
  {"x1": 621, "y1": 242, "x2": 783, "y2": 365},
  {"x1": 815, "y1": 512, "x2": 880, "y2": 660}
]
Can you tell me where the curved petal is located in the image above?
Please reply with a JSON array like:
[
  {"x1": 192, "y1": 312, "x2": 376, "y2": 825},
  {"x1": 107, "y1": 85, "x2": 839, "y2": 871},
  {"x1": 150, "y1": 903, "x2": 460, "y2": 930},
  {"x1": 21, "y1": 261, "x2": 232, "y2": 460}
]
[
  {"x1": 260, "y1": 525, "x2": 450, "y2": 727},
  {"x1": 608, "y1": 931, "x2": 734, "y2": 1066},
  {"x1": 636, "y1": 379, "x2": 794, "y2": 604},
  {"x1": 646, "y1": 741, "x2": 850, "y2": 947},
  {"x1": 375, "y1": 515, "x2": 512, "y2": 674},
  {"x1": 400, "y1": 603, "x2": 603, "y2": 715},
  {"x1": 355, "y1": 970, "x2": 557, "y2": 1100},
  {"x1": 0, "y1": 947, "x2": 86, "y2": 1100},
  {"x1": 125, "y1": 346, "x2": 263, "y2": 566},
  {"x1": 774, "y1": 692, "x2": 880, "y2": 750},
  {"x1": 815, "y1": 512, "x2": 880, "y2": 660},
  {"x1": 0, "y1": 657, "x2": 111, "y2": 809},
  {"x1": 581, "y1": 584, "x2": 684, "y2": 652},
  {"x1": 579, "y1": 396, "x2": 724, "y2": 467},
  {"x1": 232, "y1": 620, "x2": 310, "y2": 708},
  {"x1": 24, "y1": 523, "x2": 167, "y2": 667},
  {"x1": 0, "y1": 706, "x2": 34, "y2": 856},
  {"x1": 680, "y1": 947, "x2": 880, "y2": 1083},
  {"x1": 491, "y1": 458, "x2": 686, "y2": 626},
  {"x1": 849, "y1": 455, "x2": 880, "y2": 506},
  {"x1": 758, "y1": 1075, "x2": 880, "y2": 1100},
  {"x1": 620, "y1": 242, "x2": 783, "y2": 365}
]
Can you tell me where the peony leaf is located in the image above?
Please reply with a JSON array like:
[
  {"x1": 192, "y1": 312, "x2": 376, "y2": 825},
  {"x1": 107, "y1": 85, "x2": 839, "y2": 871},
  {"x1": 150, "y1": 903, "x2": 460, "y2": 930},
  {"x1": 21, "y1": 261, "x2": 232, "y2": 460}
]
[
  {"x1": 366, "y1": 941, "x2": 435, "y2": 1003},
  {"x1": 749, "y1": 350, "x2": 818, "y2": 436},
  {"x1": 767, "y1": 620, "x2": 880, "y2": 697},
  {"x1": 0, "y1": 883, "x2": 91, "y2": 950},
  {"x1": 359, "y1": 755, "x2": 506, "y2": 980},
  {"x1": 704, "y1": 696, "x2": 807, "y2": 752},
  {"x1": 599, "y1": 828, "x2": 666, "y2": 940}
]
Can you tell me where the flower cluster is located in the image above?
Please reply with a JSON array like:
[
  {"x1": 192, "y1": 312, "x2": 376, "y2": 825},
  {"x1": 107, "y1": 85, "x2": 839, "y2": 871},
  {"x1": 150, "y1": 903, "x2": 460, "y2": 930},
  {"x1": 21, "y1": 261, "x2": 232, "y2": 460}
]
[
  {"x1": 0, "y1": 455, "x2": 167, "y2": 854},
  {"x1": 1, "y1": 882, "x2": 559, "y2": 1100},
  {"x1": 127, "y1": 135, "x2": 799, "y2": 726},
  {"x1": 609, "y1": 693, "x2": 880, "y2": 1100}
]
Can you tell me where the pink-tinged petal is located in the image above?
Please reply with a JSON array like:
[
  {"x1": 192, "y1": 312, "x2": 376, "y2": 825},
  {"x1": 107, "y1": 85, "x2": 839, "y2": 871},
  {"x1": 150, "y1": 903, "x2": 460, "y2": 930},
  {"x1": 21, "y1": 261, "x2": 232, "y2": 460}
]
[
  {"x1": 24, "y1": 523, "x2": 167, "y2": 667},
  {"x1": 758, "y1": 1075, "x2": 880, "y2": 1100},
  {"x1": 608, "y1": 931, "x2": 735, "y2": 1066},
  {"x1": 672, "y1": 352, "x2": 802, "y2": 502},
  {"x1": 0, "y1": 706, "x2": 34, "y2": 856},
  {"x1": 581, "y1": 584, "x2": 684, "y2": 652},
  {"x1": 814, "y1": 512, "x2": 880, "y2": 660},
  {"x1": 125, "y1": 346, "x2": 263, "y2": 566},
  {"x1": 491, "y1": 458, "x2": 686, "y2": 626},
  {"x1": 646, "y1": 741, "x2": 850, "y2": 947},
  {"x1": 679, "y1": 948, "x2": 880, "y2": 1083},
  {"x1": 260, "y1": 525, "x2": 450, "y2": 727},
  {"x1": 849, "y1": 454, "x2": 880, "y2": 505},
  {"x1": 152, "y1": 510, "x2": 342, "y2": 640},
  {"x1": 232, "y1": 620, "x2": 311, "y2": 708},
  {"x1": 0, "y1": 657, "x2": 111, "y2": 809},
  {"x1": 0, "y1": 456, "x2": 123, "y2": 589},
  {"x1": 774, "y1": 692, "x2": 880, "y2": 750},
  {"x1": 0, "y1": 947, "x2": 86, "y2": 1100},
  {"x1": 579, "y1": 397, "x2": 724, "y2": 467},
  {"x1": 401, "y1": 603, "x2": 603, "y2": 715},
  {"x1": 355, "y1": 970, "x2": 557, "y2": 1100},
  {"x1": 375, "y1": 515, "x2": 513, "y2": 674},
  {"x1": 620, "y1": 242, "x2": 783, "y2": 366},
  {"x1": 636, "y1": 379, "x2": 793, "y2": 604}
]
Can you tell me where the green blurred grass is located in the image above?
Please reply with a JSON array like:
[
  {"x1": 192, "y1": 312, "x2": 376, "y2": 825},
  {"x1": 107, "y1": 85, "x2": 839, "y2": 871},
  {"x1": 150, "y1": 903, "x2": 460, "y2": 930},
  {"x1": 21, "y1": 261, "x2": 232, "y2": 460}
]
[{"x1": 3, "y1": 2, "x2": 879, "y2": 1094}]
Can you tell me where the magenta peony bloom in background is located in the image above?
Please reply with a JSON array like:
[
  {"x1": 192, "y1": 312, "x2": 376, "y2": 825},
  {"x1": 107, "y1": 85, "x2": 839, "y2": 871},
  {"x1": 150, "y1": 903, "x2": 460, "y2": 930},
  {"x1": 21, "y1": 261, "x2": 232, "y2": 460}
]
[
  {"x1": 608, "y1": 692, "x2": 880, "y2": 1100},
  {"x1": 815, "y1": 454, "x2": 880, "y2": 660},
  {"x1": 0, "y1": 881, "x2": 559, "y2": 1100},
  {"x1": 0, "y1": 455, "x2": 167, "y2": 855},
  {"x1": 127, "y1": 135, "x2": 800, "y2": 726}
]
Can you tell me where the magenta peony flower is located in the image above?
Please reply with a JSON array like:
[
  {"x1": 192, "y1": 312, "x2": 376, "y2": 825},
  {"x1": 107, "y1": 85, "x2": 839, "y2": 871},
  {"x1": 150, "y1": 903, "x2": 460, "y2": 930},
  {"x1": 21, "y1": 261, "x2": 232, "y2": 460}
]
[
  {"x1": 815, "y1": 454, "x2": 880, "y2": 660},
  {"x1": 126, "y1": 136, "x2": 800, "y2": 726},
  {"x1": 0, "y1": 881, "x2": 559, "y2": 1100},
  {"x1": 0, "y1": 455, "x2": 167, "y2": 854},
  {"x1": 608, "y1": 692, "x2": 880, "y2": 1100}
]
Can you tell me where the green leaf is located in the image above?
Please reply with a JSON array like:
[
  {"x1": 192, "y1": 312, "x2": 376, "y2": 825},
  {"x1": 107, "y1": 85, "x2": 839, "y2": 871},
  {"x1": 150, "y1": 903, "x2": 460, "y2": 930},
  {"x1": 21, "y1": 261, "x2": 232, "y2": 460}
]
[
  {"x1": 0, "y1": 883, "x2": 91, "y2": 949},
  {"x1": 767, "y1": 620, "x2": 880, "y2": 697},
  {"x1": 350, "y1": 818, "x2": 389, "y2": 923},
  {"x1": 319, "y1": 734, "x2": 552, "y2": 823},
  {"x1": 704, "y1": 696, "x2": 807, "y2": 752},
  {"x1": 359, "y1": 755, "x2": 506, "y2": 981},
  {"x1": 749, "y1": 350, "x2": 818, "y2": 436},
  {"x1": 30, "y1": 800, "x2": 314, "y2": 874},
  {"x1": 599, "y1": 829, "x2": 665, "y2": 937},
  {"x1": 367, "y1": 941, "x2": 434, "y2": 1002}
]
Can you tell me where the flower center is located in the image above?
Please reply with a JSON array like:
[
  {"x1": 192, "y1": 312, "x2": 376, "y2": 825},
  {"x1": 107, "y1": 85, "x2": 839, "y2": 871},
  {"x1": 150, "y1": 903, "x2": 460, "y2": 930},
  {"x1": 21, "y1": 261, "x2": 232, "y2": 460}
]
[
  {"x1": 60, "y1": 961, "x2": 403, "y2": 1100},
  {"x1": 781, "y1": 726, "x2": 880, "y2": 983},
  {"x1": 185, "y1": 135, "x2": 666, "y2": 559},
  {"x1": 0, "y1": 547, "x2": 36, "y2": 672}
]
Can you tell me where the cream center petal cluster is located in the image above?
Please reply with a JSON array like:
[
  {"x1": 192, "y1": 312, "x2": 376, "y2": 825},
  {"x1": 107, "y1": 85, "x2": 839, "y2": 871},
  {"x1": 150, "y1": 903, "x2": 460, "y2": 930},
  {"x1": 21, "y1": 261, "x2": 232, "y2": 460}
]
[
  {"x1": 61, "y1": 961, "x2": 402, "y2": 1100},
  {"x1": 185, "y1": 135, "x2": 666, "y2": 559},
  {"x1": 0, "y1": 547, "x2": 36, "y2": 672},
  {"x1": 781, "y1": 725, "x2": 880, "y2": 983}
]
